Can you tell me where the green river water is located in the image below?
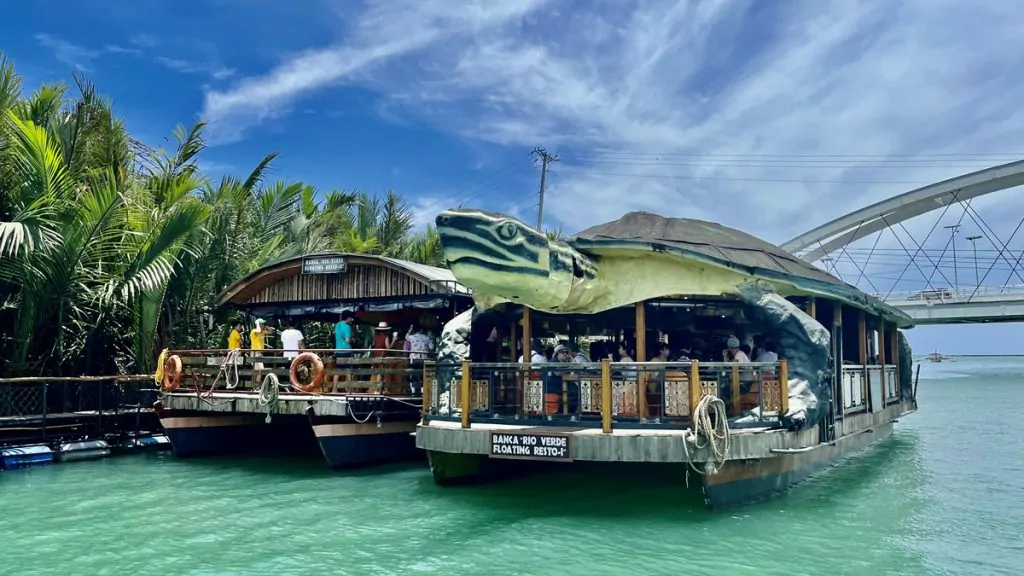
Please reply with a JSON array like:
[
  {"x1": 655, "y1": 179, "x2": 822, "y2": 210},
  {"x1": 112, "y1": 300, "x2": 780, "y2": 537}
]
[{"x1": 1, "y1": 357, "x2": 1022, "y2": 576}]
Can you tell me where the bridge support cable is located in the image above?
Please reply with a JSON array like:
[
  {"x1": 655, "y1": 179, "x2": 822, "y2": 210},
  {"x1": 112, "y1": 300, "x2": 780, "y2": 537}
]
[
  {"x1": 881, "y1": 215, "x2": 949, "y2": 299},
  {"x1": 896, "y1": 203, "x2": 966, "y2": 292},
  {"x1": 831, "y1": 220, "x2": 884, "y2": 294},
  {"x1": 958, "y1": 203, "x2": 1024, "y2": 289},
  {"x1": 917, "y1": 199, "x2": 976, "y2": 296},
  {"x1": 967, "y1": 208, "x2": 1024, "y2": 302},
  {"x1": 854, "y1": 229, "x2": 884, "y2": 288},
  {"x1": 814, "y1": 241, "x2": 844, "y2": 281},
  {"x1": 880, "y1": 190, "x2": 962, "y2": 299}
]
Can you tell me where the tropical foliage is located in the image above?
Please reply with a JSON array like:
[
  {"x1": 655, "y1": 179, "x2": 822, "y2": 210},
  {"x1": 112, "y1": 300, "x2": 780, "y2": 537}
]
[{"x1": 0, "y1": 53, "x2": 443, "y2": 377}]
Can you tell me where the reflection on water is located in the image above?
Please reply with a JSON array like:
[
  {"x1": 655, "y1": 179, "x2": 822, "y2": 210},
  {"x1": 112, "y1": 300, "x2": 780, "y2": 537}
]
[{"x1": 0, "y1": 357, "x2": 1021, "y2": 576}]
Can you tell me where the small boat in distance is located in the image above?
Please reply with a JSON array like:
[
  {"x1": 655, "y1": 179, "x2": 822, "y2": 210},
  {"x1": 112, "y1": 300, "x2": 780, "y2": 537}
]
[{"x1": 926, "y1": 351, "x2": 946, "y2": 362}]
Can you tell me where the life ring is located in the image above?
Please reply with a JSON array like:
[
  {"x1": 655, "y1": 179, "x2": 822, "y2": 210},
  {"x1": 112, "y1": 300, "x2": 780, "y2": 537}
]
[
  {"x1": 290, "y1": 352, "x2": 325, "y2": 393},
  {"x1": 162, "y1": 355, "x2": 183, "y2": 392}
]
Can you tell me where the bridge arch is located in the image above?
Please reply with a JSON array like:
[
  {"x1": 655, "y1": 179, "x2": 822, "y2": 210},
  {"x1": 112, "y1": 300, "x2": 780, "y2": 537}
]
[{"x1": 781, "y1": 159, "x2": 1024, "y2": 262}]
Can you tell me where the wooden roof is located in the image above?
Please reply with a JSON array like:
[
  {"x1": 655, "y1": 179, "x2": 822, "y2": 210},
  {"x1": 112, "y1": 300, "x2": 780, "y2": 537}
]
[{"x1": 215, "y1": 252, "x2": 470, "y2": 307}]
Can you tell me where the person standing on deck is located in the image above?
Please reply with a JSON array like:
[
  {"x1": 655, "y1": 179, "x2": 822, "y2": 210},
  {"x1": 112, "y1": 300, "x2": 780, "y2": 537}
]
[
  {"x1": 723, "y1": 336, "x2": 749, "y2": 362},
  {"x1": 227, "y1": 321, "x2": 244, "y2": 350},
  {"x1": 332, "y1": 311, "x2": 355, "y2": 392},
  {"x1": 249, "y1": 319, "x2": 273, "y2": 386},
  {"x1": 281, "y1": 321, "x2": 305, "y2": 360}
]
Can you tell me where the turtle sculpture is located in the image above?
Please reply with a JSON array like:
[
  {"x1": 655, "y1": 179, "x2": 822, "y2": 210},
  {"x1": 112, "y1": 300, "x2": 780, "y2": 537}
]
[{"x1": 433, "y1": 208, "x2": 915, "y2": 428}]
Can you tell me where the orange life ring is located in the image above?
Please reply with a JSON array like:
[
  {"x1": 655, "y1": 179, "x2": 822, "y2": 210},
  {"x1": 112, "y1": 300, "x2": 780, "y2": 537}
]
[
  {"x1": 162, "y1": 355, "x2": 183, "y2": 392},
  {"x1": 290, "y1": 352, "x2": 325, "y2": 393}
]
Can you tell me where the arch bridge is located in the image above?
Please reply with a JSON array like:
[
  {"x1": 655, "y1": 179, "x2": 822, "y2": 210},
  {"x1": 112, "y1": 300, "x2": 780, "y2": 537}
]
[{"x1": 781, "y1": 160, "x2": 1024, "y2": 325}]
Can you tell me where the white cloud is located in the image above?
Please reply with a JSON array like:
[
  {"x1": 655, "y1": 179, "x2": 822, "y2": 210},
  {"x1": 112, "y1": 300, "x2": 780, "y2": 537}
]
[
  {"x1": 34, "y1": 33, "x2": 142, "y2": 70},
  {"x1": 203, "y1": 0, "x2": 1024, "y2": 294},
  {"x1": 155, "y1": 56, "x2": 235, "y2": 80}
]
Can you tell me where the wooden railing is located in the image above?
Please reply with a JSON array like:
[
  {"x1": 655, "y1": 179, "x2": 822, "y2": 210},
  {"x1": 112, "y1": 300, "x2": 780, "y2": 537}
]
[
  {"x1": 162, "y1": 349, "x2": 434, "y2": 396},
  {"x1": 421, "y1": 359, "x2": 789, "y2": 433}
]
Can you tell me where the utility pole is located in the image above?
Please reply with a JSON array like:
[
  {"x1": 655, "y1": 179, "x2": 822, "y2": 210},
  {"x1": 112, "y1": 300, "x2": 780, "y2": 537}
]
[
  {"x1": 944, "y1": 224, "x2": 961, "y2": 291},
  {"x1": 531, "y1": 146, "x2": 559, "y2": 231},
  {"x1": 966, "y1": 234, "x2": 982, "y2": 287}
]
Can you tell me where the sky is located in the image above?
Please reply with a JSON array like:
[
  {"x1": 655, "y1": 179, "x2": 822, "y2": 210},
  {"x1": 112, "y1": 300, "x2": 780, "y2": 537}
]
[{"x1": 4, "y1": 0, "x2": 1024, "y2": 354}]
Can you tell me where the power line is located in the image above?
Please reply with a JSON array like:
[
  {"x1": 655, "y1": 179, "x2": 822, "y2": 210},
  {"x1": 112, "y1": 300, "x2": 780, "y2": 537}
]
[{"x1": 552, "y1": 167, "x2": 931, "y2": 185}]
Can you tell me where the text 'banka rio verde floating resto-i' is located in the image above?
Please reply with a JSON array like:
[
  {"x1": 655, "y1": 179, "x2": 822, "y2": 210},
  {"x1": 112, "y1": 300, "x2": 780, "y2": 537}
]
[{"x1": 415, "y1": 208, "x2": 918, "y2": 509}]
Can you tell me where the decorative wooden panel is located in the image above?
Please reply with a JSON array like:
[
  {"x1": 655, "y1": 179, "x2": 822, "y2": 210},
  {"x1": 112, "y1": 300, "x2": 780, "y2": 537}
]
[
  {"x1": 471, "y1": 379, "x2": 490, "y2": 412},
  {"x1": 664, "y1": 375, "x2": 689, "y2": 417},
  {"x1": 525, "y1": 380, "x2": 544, "y2": 413},
  {"x1": 579, "y1": 379, "x2": 602, "y2": 413},
  {"x1": 612, "y1": 380, "x2": 638, "y2": 416},
  {"x1": 246, "y1": 264, "x2": 431, "y2": 304}
]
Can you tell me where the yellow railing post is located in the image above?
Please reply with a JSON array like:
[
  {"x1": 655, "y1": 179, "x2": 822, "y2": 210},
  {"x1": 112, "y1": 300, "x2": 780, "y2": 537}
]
[
  {"x1": 601, "y1": 358, "x2": 612, "y2": 433},
  {"x1": 688, "y1": 360, "x2": 701, "y2": 418},
  {"x1": 460, "y1": 360, "x2": 471, "y2": 429},
  {"x1": 421, "y1": 362, "x2": 432, "y2": 418},
  {"x1": 778, "y1": 360, "x2": 789, "y2": 415},
  {"x1": 730, "y1": 363, "x2": 741, "y2": 415}
]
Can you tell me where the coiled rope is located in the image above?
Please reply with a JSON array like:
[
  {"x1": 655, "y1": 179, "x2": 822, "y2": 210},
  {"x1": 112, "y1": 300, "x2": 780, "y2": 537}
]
[
  {"x1": 223, "y1": 348, "x2": 242, "y2": 389},
  {"x1": 258, "y1": 373, "x2": 284, "y2": 424},
  {"x1": 682, "y1": 394, "x2": 732, "y2": 477}
]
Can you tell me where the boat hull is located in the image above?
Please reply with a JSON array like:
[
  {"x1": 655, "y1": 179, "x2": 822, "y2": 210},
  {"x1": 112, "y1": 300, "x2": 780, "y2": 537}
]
[
  {"x1": 310, "y1": 418, "x2": 421, "y2": 469},
  {"x1": 700, "y1": 421, "x2": 893, "y2": 508},
  {"x1": 158, "y1": 412, "x2": 320, "y2": 458}
]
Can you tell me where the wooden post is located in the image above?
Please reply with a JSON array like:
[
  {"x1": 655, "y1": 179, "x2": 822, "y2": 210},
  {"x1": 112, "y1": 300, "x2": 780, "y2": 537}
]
[
  {"x1": 779, "y1": 359, "x2": 789, "y2": 415},
  {"x1": 509, "y1": 322, "x2": 517, "y2": 362},
  {"x1": 858, "y1": 311, "x2": 867, "y2": 407},
  {"x1": 806, "y1": 296, "x2": 817, "y2": 318},
  {"x1": 421, "y1": 362, "x2": 432, "y2": 418},
  {"x1": 601, "y1": 358, "x2": 612, "y2": 433},
  {"x1": 834, "y1": 303, "x2": 843, "y2": 418},
  {"x1": 519, "y1": 307, "x2": 531, "y2": 417},
  {"x1": 878, "y1": 322, "x2": 887, "y2": 408},
  {"x1": 889, "y1": 323, "x2": 899, "y2": 398},
  {"x1": 460, "y1": 360, "x2": 471, "y2": 429},
  {"x1": 730, "y1": 363, "x2": 740, "y2": 415},
  {"x1": 688, "y1": 360, "x2": 701, "y2": 420},
  {"x1": 635, "y1": 301, "x2": 647, "y2": 419}
]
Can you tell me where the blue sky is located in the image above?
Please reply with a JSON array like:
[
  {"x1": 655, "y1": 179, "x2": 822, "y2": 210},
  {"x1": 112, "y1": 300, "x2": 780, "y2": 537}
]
[{"x1": 4, "y1": 0, "x2": 1024, "y2": 354}]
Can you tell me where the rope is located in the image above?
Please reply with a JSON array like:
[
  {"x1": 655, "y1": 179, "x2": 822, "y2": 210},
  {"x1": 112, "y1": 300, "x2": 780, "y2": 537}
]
[
  {"x1": 682, "y1": 394, "x2": 731, "y2": 477},
  {"x1": 258, "y1": 373, "x2": 283, "y2": 424},
  {"x1": 222, "y1": 348, "x2": 242, "y2": 389}
]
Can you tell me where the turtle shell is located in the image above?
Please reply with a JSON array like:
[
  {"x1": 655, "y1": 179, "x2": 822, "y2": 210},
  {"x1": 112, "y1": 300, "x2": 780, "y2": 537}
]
[{"x1": 569, "y1": 211, "x2": 910, "y2": 325}]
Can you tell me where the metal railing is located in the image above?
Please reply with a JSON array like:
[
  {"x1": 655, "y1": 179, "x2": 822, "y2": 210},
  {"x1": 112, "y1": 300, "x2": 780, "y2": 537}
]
[
  {"x1": 839, "y1": 364, "x2": 900, "y2": 416},
  {"x1": 0, "y1": 376, "x2": 159, "y2": 447},
  {"x1": 422, "y1": 359, "x2": 790, "y2": 432},
  {"x1": 164, "y1": 348, "x2": 436, "y2": 395},
  {"x1": 875, "y1": 284, "x2": 1024, "y2": 304}
]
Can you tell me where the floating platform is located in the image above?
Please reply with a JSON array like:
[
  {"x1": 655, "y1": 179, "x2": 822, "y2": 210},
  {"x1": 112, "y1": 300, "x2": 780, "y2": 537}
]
[
  {"x1": 157, "y1": 391, "x2": 421, "y2": 469},
  {"x1": 1, "y1": 445, "x2": 55, "y2": 469},
  {"x1": 56, "y1": 440, "x2": 111, "y2": 463}
]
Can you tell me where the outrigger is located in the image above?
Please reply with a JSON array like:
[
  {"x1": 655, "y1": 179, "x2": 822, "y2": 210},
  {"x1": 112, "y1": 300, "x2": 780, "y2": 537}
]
[{"x1": 415, "y1": 209, "x2": 918, "y2": 509}]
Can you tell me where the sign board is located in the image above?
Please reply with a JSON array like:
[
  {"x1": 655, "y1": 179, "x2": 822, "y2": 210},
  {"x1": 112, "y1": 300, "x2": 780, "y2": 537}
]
[
  {"x1": 489, "y1": 431, "x2": 572, "y2": 462},
  {"x1": 301, "y1": 256, "x2": 347, "y2": 275}
]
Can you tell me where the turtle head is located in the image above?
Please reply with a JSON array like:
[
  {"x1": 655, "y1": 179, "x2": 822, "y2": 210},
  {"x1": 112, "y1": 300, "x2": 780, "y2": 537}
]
[{"x1": 435, "y1": 209, "x2": 590, "y2": 309}]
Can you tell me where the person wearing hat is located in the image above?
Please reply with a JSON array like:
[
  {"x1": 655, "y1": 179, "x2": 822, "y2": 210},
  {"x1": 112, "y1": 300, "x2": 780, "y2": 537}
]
[
  {"x1": 723, "y1": 335, "x2": 749, "y2": 362},
  {"x1": 249, "y1": 319, "x2": 274, "y2": 385},
  {"x1": 552, "y1": 344, "x2": 572, "y2": 363}
]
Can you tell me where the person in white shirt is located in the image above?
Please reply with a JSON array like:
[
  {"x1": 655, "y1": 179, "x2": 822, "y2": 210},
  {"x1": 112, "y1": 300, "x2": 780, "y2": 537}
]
[
  {"x1": 755, "y1": 340, "x2": 779, "y2": 363},
  {"x1": 518, "y1": 338, "x2": 547, "y2": 363},
  {"x1": 405, "y1": 325, "x2": 434, "y2": 361},
  {"x1": 280, "y1": 321, "x2": 305, "y2": 359}
]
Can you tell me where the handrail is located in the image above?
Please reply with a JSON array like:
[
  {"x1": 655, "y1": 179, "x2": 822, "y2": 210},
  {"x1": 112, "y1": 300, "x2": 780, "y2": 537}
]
[{"x1": 876, "y1": 284, "x2": 1024, "y2": 303}]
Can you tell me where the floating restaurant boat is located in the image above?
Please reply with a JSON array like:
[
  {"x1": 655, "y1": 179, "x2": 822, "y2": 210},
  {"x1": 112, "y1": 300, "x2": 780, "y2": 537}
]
[
  {"x1": 415, "y1": 209, "x2": 918, "y2": 509},
  {"x1": 154, "y1": 253, "x2": 473, "y2": 469}
]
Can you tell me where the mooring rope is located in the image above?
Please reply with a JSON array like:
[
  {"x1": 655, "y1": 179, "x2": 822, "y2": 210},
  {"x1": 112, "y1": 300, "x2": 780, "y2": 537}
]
[
  {"x1": 223, "y1": 348, "x2": 242, "y2": 390},
  {"x1": 682, "y1": 394, "x2": 732, "y2": 477},
  {"x1": 258, "y1": 372, "x2": 284, "y2": 423}
]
